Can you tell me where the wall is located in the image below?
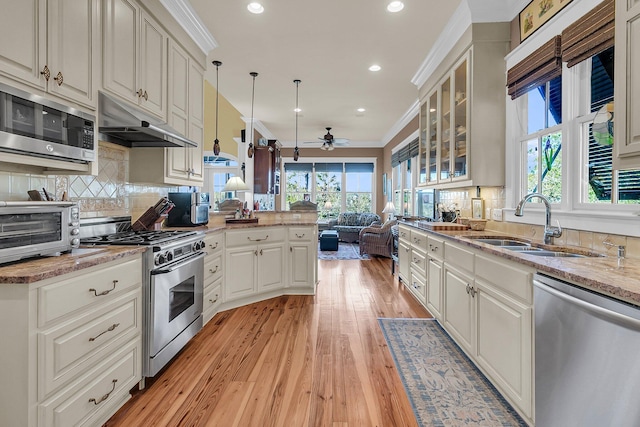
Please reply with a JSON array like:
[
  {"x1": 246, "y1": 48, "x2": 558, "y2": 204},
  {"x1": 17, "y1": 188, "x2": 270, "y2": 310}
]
[{"x1": 204, "y1": 80, "x2": 245, "y2": 157}]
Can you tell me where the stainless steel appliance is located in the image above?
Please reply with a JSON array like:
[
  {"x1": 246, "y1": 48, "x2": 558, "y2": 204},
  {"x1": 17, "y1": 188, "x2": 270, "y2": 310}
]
[
  {"x1": 166, "y1": 192, "x2": 209, "y2": 227},
  {"x1": 81, "y1": 219, "x2": 205, "y2": 381},
  {"x1": 0, "y1": 201, "x2": 80, "y2": 265},
  {"x1": 534, "y1": 273, "x2": 640, "y2": 426},
  {"x1": 0, "y1": 83, "x2": 95, "y2": 163}
]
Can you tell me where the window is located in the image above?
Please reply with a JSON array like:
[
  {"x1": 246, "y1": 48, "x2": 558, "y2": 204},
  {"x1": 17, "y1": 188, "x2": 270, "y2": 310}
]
[
  {"x1": 345, "y1": 163, "x2": 373, "y2": 213},
  {"x1": 518, "y1": 76, "x2": 563, "y2": 203},
  {"x1": 284, "y1": 162, "x2": 312, "y2": 209},
  {"x1": 203, "y1": 156, "x2": 241, "y2": 210},
  {"x1": 315, "y1": 163, "x2": 342, "y2": 217}
]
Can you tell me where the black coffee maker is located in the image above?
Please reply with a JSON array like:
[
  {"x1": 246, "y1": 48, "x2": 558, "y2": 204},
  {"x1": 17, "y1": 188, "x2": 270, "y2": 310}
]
[{"x1": 166, "y1": 192, "x2": 210, "y2": 226}]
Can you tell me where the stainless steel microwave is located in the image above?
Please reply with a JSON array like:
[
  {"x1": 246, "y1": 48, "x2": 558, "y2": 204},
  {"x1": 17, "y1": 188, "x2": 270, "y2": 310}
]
[
  {"x1": 0, "y1": 201, "x2": 80, "y2": 265},
  {"x1": 0, "y1": 83, "x2": 95, "y2": 163}
]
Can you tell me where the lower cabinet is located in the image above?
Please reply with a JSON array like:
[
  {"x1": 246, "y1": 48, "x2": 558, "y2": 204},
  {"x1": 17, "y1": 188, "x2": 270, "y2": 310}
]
[
  {"x1": 0, "y1": 254, "x2": 143, "y2": 427},
  {"x1": 398, "y1": 240, "x2": 411, "y2": 284},
  {"x1": 288, "y1": 226, "x2": 317, "y2": 292},
  {"x1": 426, "y1": 256, "x2": 443, "y2": 320},
  {"x1": 408, "y1": 267, "x2": 427, "y2": 303},
  {"x1": 443, "y1": 262, "x2": 475, "y2": 353},
  {"x1": 225, "y1": 227, "x2": 285, "y2": 304},
  {"x1": 202, "y1": 231, "x2": 224, "y2": 325}
]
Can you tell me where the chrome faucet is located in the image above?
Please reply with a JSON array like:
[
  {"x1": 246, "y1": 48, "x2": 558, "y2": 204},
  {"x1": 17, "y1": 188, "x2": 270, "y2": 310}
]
[{"x1": 514, "y1": 193, "x2": 562, "y2": 245}]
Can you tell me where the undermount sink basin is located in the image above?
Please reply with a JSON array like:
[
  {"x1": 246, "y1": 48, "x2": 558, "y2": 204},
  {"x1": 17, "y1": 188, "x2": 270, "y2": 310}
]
[
  {"x1": 472, "y1": 238, "x2": 531, "y2": 247},
  {"x1": 521, "y1": 250, "x2": 589, "y2": 258}
]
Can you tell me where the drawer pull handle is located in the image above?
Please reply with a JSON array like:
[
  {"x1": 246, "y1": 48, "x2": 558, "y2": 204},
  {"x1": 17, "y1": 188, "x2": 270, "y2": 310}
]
[
  {"x1": 209, "y1": 266, "x2": 219, "y2": 274},
  {"x1": 295, "y1": 233, "x2": 305, "y2": 238},
  {"x1": 209, "y1": 294, "x2": 219, "y2": 304},
  {"x1": 248, "y1": 235, "x2": 269, "y2": 242},
  {"x1": 89, "y1": 280, "x2": 118, "y2": 297},
  {"x1": 89, "y1": 323, "x2": 120, "y2": 342},
  {"x1": 209, "y1": 242, "x2": 219, "y2": 250},
  {"x1": 89, "y1": 379, "x2": 117, "y2": 405}
]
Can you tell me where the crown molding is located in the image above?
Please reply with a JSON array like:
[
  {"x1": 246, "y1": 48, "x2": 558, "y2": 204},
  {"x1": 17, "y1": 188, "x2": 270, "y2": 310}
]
[
  {"x1": 381, "y1": 99, "x2": 420, "y2": 146},
  {"x1": 160, "y1": 0, "x2": 218, "y2": 54},
  {"x1": 241, "y1": 118, "x2": 276, "y2": 141}
]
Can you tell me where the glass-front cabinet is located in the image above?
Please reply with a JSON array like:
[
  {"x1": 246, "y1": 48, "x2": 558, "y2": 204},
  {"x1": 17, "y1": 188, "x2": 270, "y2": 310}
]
[{"x1": 419, "y1": 53, "x2": 470, "y2": 186}]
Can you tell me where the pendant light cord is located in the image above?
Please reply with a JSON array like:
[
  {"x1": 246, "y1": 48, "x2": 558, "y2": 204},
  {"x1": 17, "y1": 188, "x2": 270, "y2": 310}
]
[
  {"x1": 250, "y1": 72, "x2": 258, "y2": 147},
  {"x1": 213, "y1": 61, "x2": 221, "y2": 142},
  {"x1": 294, "y1": 80, "x2": 300, "y2": 149}
]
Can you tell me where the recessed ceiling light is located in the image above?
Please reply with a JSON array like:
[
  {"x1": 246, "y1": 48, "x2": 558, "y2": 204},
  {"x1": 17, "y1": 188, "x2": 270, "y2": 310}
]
[
  {"x1": 247, "y1": 2, "x2": 264, "y2": 14},
  {"x1": 369, "y1": 64, "x2": 381, "y2": 72},
  {"x1": 357, "y1": 108, "x2": 366, "y2": 112},
  {"x1": 387, "y1": 1, "x2": 404, "y2": 12},
  {"x1": 294, "y1": 108, "x2": 302, "y2": 113}
]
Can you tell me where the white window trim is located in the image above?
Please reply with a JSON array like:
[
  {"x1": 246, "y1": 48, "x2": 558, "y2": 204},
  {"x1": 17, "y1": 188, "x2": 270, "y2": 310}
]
[{"x1": 505, "y1": 58, "x2": 640, "y2": 237}]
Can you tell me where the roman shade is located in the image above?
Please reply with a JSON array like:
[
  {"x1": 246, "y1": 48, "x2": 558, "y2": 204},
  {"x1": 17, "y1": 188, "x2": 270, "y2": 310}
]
[
  {"x1": 284, "y1": 162, "x2": 312, "y2": 172},
  {"x1": 561, "y1": 0, "x2": 614, "y2": 68},
  {"x1": 507, "y1": 36, "x2": 562, "y2": 100},
  {"x1": 391, "y1": 138, "x2": 419, "y2": 167}
]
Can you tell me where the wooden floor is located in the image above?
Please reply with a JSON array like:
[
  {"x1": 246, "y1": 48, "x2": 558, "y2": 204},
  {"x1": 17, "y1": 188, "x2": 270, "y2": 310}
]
[{"x1": 105, "y1": 257, "x2": 431, "y2": 427}]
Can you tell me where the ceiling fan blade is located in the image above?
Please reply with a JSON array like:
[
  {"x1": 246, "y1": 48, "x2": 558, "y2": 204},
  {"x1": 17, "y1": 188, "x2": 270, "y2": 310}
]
[{"x1": 332, "y1": 138, "x2": 349, "y2": 144}]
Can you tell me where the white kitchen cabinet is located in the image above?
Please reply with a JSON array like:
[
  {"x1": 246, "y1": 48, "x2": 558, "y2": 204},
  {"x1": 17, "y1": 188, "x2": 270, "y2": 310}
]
[
  {"x1": 397, "y1": 224, "x2": 411, "y2": 284},
  {"x1": 203, "y1": 231, "x2": 224, "y2": 325},
  {"x1": 288, "y1": 226, "x2": 317, "y2": 291},
  {"x1": 417, "y1": 23, "x2": 510, "y2": 189},
  {"x1": 102, "y1": 0, "x2": 167, "y2": 118},
  {"x1": 443, "y1": 261, "x2": 475, "y2": 353},
  {"x1": 0, "y1": 0, "x2": 99, "y2": 110},
  {"x1": 225, "y1": 227, "x2": 286, "y2": 304},
  {"x1": 0, "y1": 254, "x2": 143, "y2": 427},
  {"x1": 426, "y1": 255, "x2": 443, "y2": 320},
  {"x1": 408, "y1": 267, "x2": 427, "y2": 303},
  {"x1": 128, "y1": 40, "x2": 204, "y2": 186},
  {"x1": 614, "y1": 0, "x2": 640, "y2": 167}
]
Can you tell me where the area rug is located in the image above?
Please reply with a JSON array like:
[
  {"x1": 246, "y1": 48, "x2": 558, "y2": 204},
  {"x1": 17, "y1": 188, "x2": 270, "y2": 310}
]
[
  {"x1": 317, "y1": 242, "x2": 369, "y2": 260},
  {"x1": 378, "y1": 318, "x2": 526, "y2": 427}
]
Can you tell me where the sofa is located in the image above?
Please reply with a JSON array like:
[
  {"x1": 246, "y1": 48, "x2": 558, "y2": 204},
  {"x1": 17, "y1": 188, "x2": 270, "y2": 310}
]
[{"x1": 328, "y1": 212, "x2": 381, "y2": 243}]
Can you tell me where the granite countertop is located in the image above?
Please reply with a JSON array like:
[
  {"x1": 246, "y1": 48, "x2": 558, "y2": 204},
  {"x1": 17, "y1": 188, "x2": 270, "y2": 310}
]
[
  {"x1": 398, "y1": 221, "x2": 640, "y2": 306},
  {"x1": 0, "y1": 246, "x2": 147, "y2": 285}
]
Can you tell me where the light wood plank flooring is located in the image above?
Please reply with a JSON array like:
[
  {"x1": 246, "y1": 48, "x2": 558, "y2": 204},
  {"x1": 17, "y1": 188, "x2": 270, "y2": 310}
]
[{"x1": 105, "y1": 257, "x2": 431, "y2": 427}]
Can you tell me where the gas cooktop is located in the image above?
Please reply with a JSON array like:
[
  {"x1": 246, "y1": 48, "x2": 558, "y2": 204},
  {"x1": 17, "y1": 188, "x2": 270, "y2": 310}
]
[{"x1": 81, "y1": 229, "x2": 198, "y2": 246}]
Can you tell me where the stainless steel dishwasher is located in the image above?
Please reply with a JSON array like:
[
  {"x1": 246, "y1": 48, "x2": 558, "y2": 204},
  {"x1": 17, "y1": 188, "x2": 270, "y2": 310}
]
[{"x1": 534, "y1": 273, "x2": 640, "y2": 426}]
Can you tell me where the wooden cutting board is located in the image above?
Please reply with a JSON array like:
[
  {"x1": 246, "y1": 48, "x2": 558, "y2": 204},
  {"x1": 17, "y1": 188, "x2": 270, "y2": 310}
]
[{"x1": 421, "y1": 222, "x2": 470, "y2": 230}]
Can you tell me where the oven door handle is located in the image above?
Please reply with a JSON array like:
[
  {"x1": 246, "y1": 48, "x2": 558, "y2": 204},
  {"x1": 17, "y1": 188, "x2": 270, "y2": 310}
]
[{"x1": 151, "y1": 252, "x2": 205, "y2": 275}]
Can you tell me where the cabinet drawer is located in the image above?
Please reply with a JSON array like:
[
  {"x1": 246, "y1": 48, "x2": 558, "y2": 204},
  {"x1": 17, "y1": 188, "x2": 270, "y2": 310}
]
[
  {"x1": 445, "y1": 241, "x2": 474, "y2": 273},
  {"x1": 398, "y1": 225, "x2": 411, "y2": 242},
  {"x1": 288, "y1": 227, "x2": 315, "y2": 242},
  {"x1": 204, "y1": 253, "x2": 223, "y2": 283},
  {"x1": 38, "y1": 257, "x2": 142, "y2": 327},
  {"x1": 475, "y1": 254, "x2": 533, "y2": 304},
  {"x1": 409, "y1": 267, "x2": 427, "y2": 299},
  {"x1": 39, "y1": 339, "x2": 140, "y2": 427},
  {"x1": 410, "y1": 229, "x2": 428, "y2": 252},
  {"x1": 39, "y1": 291, "x2": 141, "y2": 398},
  {"x1": 226, "y1": 227, "x2": 285, "y2": 248},
  {"x1": 427, "y1": 235, "x2": 445, "y2": 260},
  {"x1": 204, "y1": 233, "x2": 223, "y2": 256},
  {"x1": 203, "y1": 279, "x2": 222, "y2": 324},
  {"x1": 410, "y1": 248, "x2": 426, "y2": 276}
]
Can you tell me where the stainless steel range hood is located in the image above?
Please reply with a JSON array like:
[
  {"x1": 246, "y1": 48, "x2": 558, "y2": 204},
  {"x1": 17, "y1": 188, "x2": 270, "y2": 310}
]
[{"x1": 98, "y1": 92, "x2": 197, "y2": 148}]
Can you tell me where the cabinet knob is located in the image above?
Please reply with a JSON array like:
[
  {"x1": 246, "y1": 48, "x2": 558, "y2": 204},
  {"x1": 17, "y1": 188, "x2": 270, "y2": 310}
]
[
  {"x1": 40, "y1": 65, "x2": 50, "y2": 81},
  {"x1": 137, "y1": 89, "x2": 148, "y2": 100},
  {"x1": 53, "y1": 71, "x2": 63, "y2": 86}
]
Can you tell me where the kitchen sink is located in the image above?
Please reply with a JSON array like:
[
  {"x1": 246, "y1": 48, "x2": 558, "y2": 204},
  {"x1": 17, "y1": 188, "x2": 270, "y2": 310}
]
[
  {"x1": 472, "y1": 238, "x2": 531, "y2": 247},
  {"x1": 520, "y1": 250, "x2": 591, "y2": 258}
]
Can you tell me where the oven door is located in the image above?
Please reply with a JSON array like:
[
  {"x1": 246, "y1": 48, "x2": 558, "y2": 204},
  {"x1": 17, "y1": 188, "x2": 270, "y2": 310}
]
[{"x1": 149, "y1": 252, "x2": 204, "y2": 357}]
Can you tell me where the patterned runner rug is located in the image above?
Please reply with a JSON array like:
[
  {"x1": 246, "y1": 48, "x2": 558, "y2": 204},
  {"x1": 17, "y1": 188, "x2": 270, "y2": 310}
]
[
  {"x1": 378, "y1": 318, "x2": 527, "y2": 427},
  {"x1": 317, "y1": 242, "x2": 369, "y2": 260}
]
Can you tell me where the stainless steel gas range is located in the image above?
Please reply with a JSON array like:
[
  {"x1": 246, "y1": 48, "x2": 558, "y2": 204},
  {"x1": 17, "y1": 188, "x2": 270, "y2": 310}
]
[{"x1": 80, "y1": 217, "x2": 205, "y2": 383}]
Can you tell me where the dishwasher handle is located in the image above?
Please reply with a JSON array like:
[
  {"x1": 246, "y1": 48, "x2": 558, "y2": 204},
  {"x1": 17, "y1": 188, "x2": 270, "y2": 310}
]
[{"x1": 534, "y1": 279, "x2": 640, "y2": 330}]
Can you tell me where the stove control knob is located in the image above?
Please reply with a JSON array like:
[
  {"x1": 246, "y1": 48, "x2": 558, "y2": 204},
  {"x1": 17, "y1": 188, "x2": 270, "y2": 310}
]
[
  {"x1": 166, "y1": 251, "x2": 174, "y2": 263},
  {"x1": 155, "y1": 252, "x2": 167, "y2": 266},
  {"x1": 193, "y1": 240, "x2": 204, "y2": 251}
]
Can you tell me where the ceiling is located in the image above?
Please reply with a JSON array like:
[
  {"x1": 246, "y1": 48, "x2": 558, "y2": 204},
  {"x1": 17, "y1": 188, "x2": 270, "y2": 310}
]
[{"x1": 181, "y1": 0, "x2": 527, "y2": 149}]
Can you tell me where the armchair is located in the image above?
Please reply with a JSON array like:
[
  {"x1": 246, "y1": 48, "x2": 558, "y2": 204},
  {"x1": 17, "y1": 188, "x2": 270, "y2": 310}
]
[{"x1": 358, "y1": 219, "x2": 397, "y2": 258}]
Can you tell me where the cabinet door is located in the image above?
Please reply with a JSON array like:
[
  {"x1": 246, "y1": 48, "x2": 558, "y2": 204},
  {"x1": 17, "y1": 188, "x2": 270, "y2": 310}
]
[
  {"x1": 418, "y1": 102, "x2": 428, "y2": 185},
  {"x1": 398, "y1": 240, "x2": 411, "y2": 283},
  {"x1": 253, "y1": 146, "x2": 273, "y2": 194},
  {"x1": 0, "y1": 0, "x2": 45, "y2": 89},
  {"x1": 225, "y1": 247, "x2": 256, "y2": 301},
  {"x1": 439, "y1": 76, "x2": 452, "y2": 181},
  {"x1": 47, "y1": 0, "x2": 97, "y2": 108},
  {"x1": 257, "y1": 243, "x2": 284, "y2": 292},
  {"x1": 426, "y1": 257, "x2": 442, "y2": 319},
  {"x1": 188, "y1": 62, "x2": 204, "y2": 182},
  {"x1": 476, "y1": 279, "x2": 532, "y2": 418},
  {"x1": 451, "y1": 56, "x2": 468, "y2": 180},
  {"x1": 289, "y1": 244, "x2": 313, "y2": 288},
  {"x1": 443, "y1": 264, "x2": 474, "y2": 354},
  {"x1": 427, "y1": 90, "x2": 438, "y2": 183},
  {"x1": 138, "y1": 10, "x2": 166, "y2": 118},
  {"x1": 102, "y1": 0, "x2": 139, "y2": 105}
]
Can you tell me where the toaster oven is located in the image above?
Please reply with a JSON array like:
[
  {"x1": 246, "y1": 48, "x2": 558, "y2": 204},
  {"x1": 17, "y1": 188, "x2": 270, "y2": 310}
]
[{"x1": 0, "y1": 201, "x2": 80, "y2": 265}]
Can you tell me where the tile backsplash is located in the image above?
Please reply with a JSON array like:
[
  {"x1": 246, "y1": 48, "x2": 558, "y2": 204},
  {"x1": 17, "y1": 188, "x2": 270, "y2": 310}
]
[{"x1": 0, "y1": 142, "x2": 176, "y2": 219}]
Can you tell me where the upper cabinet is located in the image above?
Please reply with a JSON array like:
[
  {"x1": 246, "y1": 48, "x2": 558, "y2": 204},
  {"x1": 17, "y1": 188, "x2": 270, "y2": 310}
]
[
  {"x1": 0, "y1": 0, "x2": 99, "y2": 110},
  {"x1": 102, "y1": 0, "x2": 167, "y2": 119},
  {"x1": 254, "y1": 140, "x2": 281, "y2": 195},
  {"x1": 614, "y1": 0, "x2": 640, "y2": 168},
  {"x1": 418, "y1": 23, "x2": 510, "y2": 189}
]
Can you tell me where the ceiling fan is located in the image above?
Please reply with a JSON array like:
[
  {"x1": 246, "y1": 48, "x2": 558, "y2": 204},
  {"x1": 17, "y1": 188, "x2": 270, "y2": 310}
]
[{"x1": 304, "y1": 127, "x2": 349, "y2": 151}]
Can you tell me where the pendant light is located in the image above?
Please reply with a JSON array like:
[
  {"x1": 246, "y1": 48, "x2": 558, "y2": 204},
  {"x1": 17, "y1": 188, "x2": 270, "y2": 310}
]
[
  {"x1": 293, "y1": 79, "x2": 301, "y2": 161},
  {"x1": 247, "y1": 72, "x2": 258, "y2": 159},
  {"x1": 212, "y1": 60, "x2": 222, "y2": 156}
]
